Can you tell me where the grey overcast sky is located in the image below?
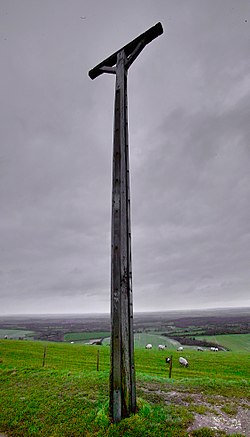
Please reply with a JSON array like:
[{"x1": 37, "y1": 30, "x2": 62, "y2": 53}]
[{"x1": 1, "y1": 0, "x2": 250, "y2": 315}]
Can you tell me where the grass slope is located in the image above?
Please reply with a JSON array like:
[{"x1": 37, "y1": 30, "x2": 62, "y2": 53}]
[
  {"x1": 195, "y1": 333, "x2": 250, "y2": 352},
  {"x1": 134, "y1": 332, "x2": 180, "y2": 349},
  {"x1": 0, "y1": 340, "x2": 249, "y2": 436},
  {"x1": 102, "y1": 332, "x2": 180, "y2": 348}
]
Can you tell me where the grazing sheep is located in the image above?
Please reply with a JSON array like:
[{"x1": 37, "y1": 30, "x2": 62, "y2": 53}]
[
  {"x1": 158, "y1": 344, "x2": 165, "y2": 350},
  {"x1": 179, "y1": 356, "x2": 189, "y2": 367},
  {"x1": 210, "y1": 347, "x2": 219, "y2": 352},
  {"x1": 165, "y1": 357, "x2": 171, "y2": 363},
  {"x1": 177, "y1": 346, "x2": 183, "y2": 351},
  {"x1": 197, "y1": 346, "x2": 204, "y2": 352},
  {"x1": 145, "y1": 343, "x2": 152, "y2": 349}
]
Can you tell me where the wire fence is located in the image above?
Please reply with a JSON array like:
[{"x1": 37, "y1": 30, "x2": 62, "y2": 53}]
[{"x1": 0, "y1": 340, "x2": 111, "y2": 373}]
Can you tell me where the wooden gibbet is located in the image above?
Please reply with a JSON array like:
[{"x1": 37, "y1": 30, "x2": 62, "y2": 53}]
[{"x1": 88, "y1": 22, "x2": 163, "y2": 422}]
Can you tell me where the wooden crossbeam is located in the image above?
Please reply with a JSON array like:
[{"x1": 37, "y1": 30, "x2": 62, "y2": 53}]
[{"x1": 88, "y1": 22, "x2": 163, "y2": 80}]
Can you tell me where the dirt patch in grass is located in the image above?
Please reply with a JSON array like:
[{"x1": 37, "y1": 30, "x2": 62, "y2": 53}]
[
  {"x1": 188, "y1": 406, "x2": 249, "y2": 436},
  {"x1": 138, "y1": 384, "x2": 250, "y2": 436}
]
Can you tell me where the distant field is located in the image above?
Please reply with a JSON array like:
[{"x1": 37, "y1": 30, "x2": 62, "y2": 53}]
[
  {"x1": 64, "y1": 331, "x2": 110, "y2": 343},
  {"x1": 102, "y1": 333, "x2": 180, "y2": 349},
  {"x1": 0, "y1": 308, "x2": 249, "y2": 343},
  {"x1": 134, "y1": 332, "x2": 180, "y2": 349},
  {"x1": 0, "y1": 329, "x2": 34, "y2": 339},
  {"x1": 195, "y1": 333, "x2": 250, "y2": 352},
  {"x1": 62, "y1": 330, "x2": 250, "y2": 352}
]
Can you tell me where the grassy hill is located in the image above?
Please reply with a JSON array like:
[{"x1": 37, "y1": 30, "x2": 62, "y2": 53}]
[
  {"x1": 195, "y1": 333, "x2": 250, "y2": 352},
  {"x1": 102, "y1": 332, "x2": 181, "y2": 349},
  {"x1": 0, "y1": 339, "x2": 249, "y2": 436},
  {"x1": 134, "y1": 332, "x2": 180, "y2": 349}
]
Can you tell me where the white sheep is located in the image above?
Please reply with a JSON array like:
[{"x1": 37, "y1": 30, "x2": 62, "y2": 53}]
[
  {"x1": 145, "y1": 343, "x2": 152, "y2": 349},
  {"x1": 158, "y1": 344, "x2": 165, "y2": 350},
  {"x1": 179, "y1": 356, "x2": 189, "y2": 367}
]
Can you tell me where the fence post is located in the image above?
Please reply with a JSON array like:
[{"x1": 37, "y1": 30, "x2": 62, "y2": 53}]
[
  {"x1": 42, "y1": 346, "x2": 47, "y2": 367},
  {"x1": 169, "y1": 355, "x2": 173, "y2": 379},
  {"x1": 97, "y1": 349, "x2": 100, "y2": 371}
]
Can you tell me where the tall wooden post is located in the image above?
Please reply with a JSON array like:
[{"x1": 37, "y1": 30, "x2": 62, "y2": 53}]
[{"x1": 88, "y1": 22, "x2": 163, "y2": 422}]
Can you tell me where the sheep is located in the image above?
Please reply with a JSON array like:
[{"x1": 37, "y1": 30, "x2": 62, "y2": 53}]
[
  {"x1": 165, "y1": 357, "x2": 171, "y2": 363},
  {"x1": 210, "y1": 347, "x2": 219, "y2": 352},
  {"x1": 158, "y1": 344, "x2": 165, "y2": 350},
  {"x1": 145, "y1": 343, "x2": 152, "y2": 349},
  {"x1": 197, "y1": 346, "x2": 204, "y2": 352},
  {"x1": 177, "y1": 346, "x2": 183, "y2": 351},
  {"x1": 179, "y1": 356, "x2": 189, "y2": 367}
]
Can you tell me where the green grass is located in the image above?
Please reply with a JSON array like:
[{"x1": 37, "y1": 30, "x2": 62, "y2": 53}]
[
  {"x1": 0, "y1": 340, "x2": 249, "y2": 436},
  {"x1": 2, "y1": 340, "x2": 249, "y2": 381},
  {"x1": 0, "y1": 341, "x2": 110, "y2": 375},
  {"x1": 0, "y1": 368, "x2": 193, "y2": 437},
  {"x1": 195, "y1": 333, "x2": 250, "y2": 352}
]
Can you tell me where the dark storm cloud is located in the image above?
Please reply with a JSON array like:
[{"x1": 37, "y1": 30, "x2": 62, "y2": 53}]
[{"x1": 0, "y1": 0, "x2": 250, "y2": 314}]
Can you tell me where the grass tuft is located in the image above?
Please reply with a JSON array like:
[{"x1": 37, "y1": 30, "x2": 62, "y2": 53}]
[{"x1": 220, "y1": 403, "x2": 238, "y2": 416}]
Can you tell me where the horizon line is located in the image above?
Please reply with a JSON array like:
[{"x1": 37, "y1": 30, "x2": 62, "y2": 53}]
[{"x1": 0, "y1": 305, "x2": 249, "y2": 318}]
